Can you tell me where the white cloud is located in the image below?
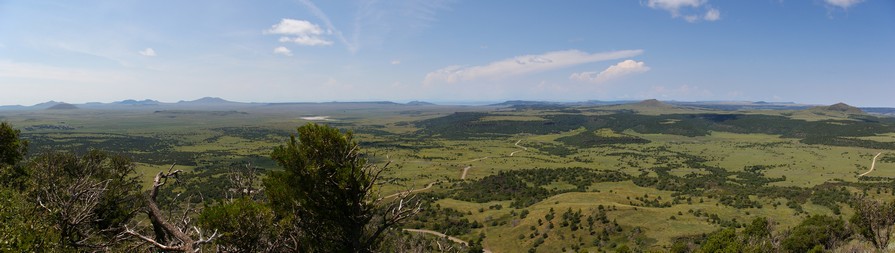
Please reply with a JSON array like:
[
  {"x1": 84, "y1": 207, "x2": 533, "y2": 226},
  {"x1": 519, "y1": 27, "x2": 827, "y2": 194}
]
[
  {"x1": 390, "y1": 60, "x2": 401, "y2": 65},
  {"x1": 424, "y1": 49, "x2": 643, "y2": 85},
  {"x1": 825, "y1": 0, "x2": 863, "y2": 9},
  {"x1": 646, "y1": 0, "x2": 720, "y2": 22},
  {"x1": 265, "y1": 19, "x2": 332, "y2": 46},
  {"x1": 704, "y1": 8, "x2": 721, "y2": 21},
  {"x1": 278, "y1": 36, "x2": 332, "y2": 46},
  {"x1": 138, "y1": 48, "x2": 156, "y2": 57},
  {"x1": 273, "y1": 46, "x2": 292, "y2": 56},
  {"x1": 266, "y1": 19, "x2": 324, "y2": 35},
  {"x1": 570, "y1": 60, "x2": 650, "y2": 83},
  {"x1": 647, "y1": 0, "x2": 706, "y2": 16}
]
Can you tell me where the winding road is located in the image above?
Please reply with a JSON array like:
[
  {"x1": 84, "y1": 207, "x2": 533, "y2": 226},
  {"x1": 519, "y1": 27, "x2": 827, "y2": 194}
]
[
  {"x1": 459, "y1": 157, "x2": 490, "y2": 180},
  {"x1": 859, "y1": 152, "x2": 883, "y2": 177},
  {"x1": 509, "y1": 139, "x2": 528, "y2": 156},
  {"x1": 391, "y1": 140, "x2": 530, "y2": 252},
  {"x1": 402, "y1": 229, "x2": 493, "y2": 253},
  {"x1": 461, "y1": 157, "x2": 491, "y2": 163},
  {"x1": 381, "y1": 181, "x2": 439, "y2": 200}
]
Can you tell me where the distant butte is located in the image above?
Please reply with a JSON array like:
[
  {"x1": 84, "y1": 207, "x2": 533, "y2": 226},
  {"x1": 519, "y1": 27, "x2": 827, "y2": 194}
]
[
  {"x1": 811, "y1": 102, "x2": 864, "y2": 114},
  {"x1": 635, "y1": 99, "x2": 671, "y2": 107}
]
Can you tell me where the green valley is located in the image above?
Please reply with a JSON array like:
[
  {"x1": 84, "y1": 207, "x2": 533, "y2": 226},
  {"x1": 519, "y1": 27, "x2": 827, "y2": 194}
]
[{"x1": 3, "y1": 100, "x2": 895, "y2": 252}]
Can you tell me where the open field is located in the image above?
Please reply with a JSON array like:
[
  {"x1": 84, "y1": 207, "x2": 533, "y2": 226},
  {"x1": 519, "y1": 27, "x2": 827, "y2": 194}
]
[{"x1": 3, "y1": 102, "x2": 895, "y2": 252}]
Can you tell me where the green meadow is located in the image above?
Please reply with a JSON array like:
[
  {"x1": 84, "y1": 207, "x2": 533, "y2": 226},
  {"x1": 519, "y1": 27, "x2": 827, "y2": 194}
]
[{"x1": 3, "y1": 101, "x2": 894, "y2": 252}]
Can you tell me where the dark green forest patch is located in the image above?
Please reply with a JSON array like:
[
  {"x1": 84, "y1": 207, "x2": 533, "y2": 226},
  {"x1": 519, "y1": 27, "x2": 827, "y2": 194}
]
[
  {"x1": 557, "y1": 129, "x2": 650, "y2": 148},
  {"x1": 452, "y1": 168, "x2": 629, "y2": 208},
  {"x1": 416, "y1": 111, "x2": 895, "y2": 149}
]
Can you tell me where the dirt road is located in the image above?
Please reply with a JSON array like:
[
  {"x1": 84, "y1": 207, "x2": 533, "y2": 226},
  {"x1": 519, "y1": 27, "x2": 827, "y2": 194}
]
[
  {"x1": 460, "y1": 166, "x2": 472, "y2": 179},
  {"x1": 381, "y1": 181, "x2": 438, "y2": 200},
  {"x1": 459, "y1": 156, "x2": 489, "y2": 179},
  {"x1": 461, "y1": 157, "x2": 490, "y2": 163},
  {"x1": 402, "y1": 229, "x2": 493, "y2": 253},
  {"x1": 509, "y1": 139, "x2": 527, "y2": 156},
  {"x1": 859, "y1": 152, "x2": 883, "y2": 177}
]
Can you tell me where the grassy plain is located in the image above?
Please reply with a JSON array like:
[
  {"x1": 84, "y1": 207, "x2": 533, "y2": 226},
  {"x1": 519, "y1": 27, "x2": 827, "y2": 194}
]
[{"x1": 3, "y1": 102, "x2": 894, "y2": 252}]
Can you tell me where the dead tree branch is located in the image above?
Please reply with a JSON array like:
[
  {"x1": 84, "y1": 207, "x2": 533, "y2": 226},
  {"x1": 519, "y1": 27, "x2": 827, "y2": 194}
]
[{"x1": 125, "y1": 164, "x2": 219, "y2": 252}]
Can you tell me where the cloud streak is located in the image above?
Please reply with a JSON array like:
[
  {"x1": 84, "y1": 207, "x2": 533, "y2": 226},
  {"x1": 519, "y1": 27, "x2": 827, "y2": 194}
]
[
  {"x1": 646, "y1": 0, "x2": 720, "y2": 22},
  {"x1": 298, "y1": 0, "x2": 356, "y2": 52},
  {"x1": 139, "y1": 48, "x2": 156, "y2": 57},
  {"x1": 570, "y1": 60, "x2": 650, "y2": 83},
  {"x1": 424, "y1": 49, "x2": 643, "y2": 85},
  {"x1": 825, "y1": 0, "x2": 863, "y2": 9}
]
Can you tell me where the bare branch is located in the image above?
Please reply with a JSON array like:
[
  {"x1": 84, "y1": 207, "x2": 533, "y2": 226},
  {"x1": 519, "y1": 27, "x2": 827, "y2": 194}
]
[{"x1": 123, "y1": 164, "x2": 218, "y2": 252}]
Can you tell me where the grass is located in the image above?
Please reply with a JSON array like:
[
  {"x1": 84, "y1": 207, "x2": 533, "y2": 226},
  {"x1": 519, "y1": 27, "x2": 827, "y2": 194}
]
[{"x1": 4, "y1": 103, "x2": 894, "y2": 252}]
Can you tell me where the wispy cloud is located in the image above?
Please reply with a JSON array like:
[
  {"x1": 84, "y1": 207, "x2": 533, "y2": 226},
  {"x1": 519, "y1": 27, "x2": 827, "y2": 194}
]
[
  {"x1": 825, "y1": 0, "x2": 863, "y2": 9},
  {"x1": 704, "y1": 8, "x2": 721, "y2": 21},
  {"x1": 298, "y1": 0, "x2": 355, "y2": 52},
  {"x1": 822, "y1": 0, "x2": 864, "y2": 18},
  {"x1": 265, "y1": 19, "x2": 332, "y2": 46},
  {"x1": 646, "y1": 0, "x2": 720, "y2": 23},
  {"x1": 273, "y1": 46, "x2": 293, "y2": 56},
  {"x1": 570, "y1": 60, "x2": 650, "y2": 83},
  {"x1": 390, "y1": 60, "x2": 401, "y2": 65},
  {"x1": 138, "y1": 48, "x2": 156, "y2": 57},
  {"x1": 424, "y1": 49, "x2": 643, "y2": 85},
  {"x1": 647, "y1": 0, "x2": 706, "y2": 16},
  {"x1": 294, "y1": 0, "x2": 454, "y2": 53}
]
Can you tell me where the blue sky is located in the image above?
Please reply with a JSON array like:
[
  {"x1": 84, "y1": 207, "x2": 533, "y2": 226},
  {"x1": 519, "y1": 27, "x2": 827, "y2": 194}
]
[{"x1": 1, "y1": 0, "x2": 893, "y2": 106}]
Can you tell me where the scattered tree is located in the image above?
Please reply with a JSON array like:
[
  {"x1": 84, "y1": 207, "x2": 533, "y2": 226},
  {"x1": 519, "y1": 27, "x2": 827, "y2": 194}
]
[
  {"x1": 781, "y1": 215, "x2": 849, "y2": 252},
  {"x1": 0, "y1": 122, "x2": 27, "y2": 167},
  {"x1": 264, "y1": 123, "x2": 420, "y2": 252}
]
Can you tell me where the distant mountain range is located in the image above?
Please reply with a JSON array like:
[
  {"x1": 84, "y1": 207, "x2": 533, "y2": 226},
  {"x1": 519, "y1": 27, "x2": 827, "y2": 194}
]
[
  {"x1": 1, "y1": 98, "x2": 893, "y2": 116},
  {"x1": 176, "y1": 97, "x2": 236, "y2": 105},
  {"x1": 0, "y1": 97, "x2": 443, "y2": 111},
  {"x1": 485, "y1": 99, "x2": 895, "y2": 116}
]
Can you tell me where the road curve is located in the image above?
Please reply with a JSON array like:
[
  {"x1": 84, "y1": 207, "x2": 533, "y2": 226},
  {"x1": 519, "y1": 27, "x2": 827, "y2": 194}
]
[
  {"x1": 460, "y1": 166, "x2": 472, "y2": 179},
  {"x1": 402, "y1": 229, "x2": 493, "y2": 253},
  {"x1": 859, "y1": 152, "x2": 883, "y2": 177},
  {"x1": 381, "y1": 181, "x2": 438, "y2": 200},
  {"x1": 509, "y1": 140, "x2": 528, "y2": 156},
  {"x1": 461, "y1": 157, "x2": 490, "y2": 163},
  {"x1": 459, "y1": 156, "x2": 490, "y2": 180}
]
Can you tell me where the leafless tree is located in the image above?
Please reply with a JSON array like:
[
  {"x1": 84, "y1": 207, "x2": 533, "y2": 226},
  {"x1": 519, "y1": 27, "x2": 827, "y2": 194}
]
[
  {"x1": 124, "y1": 164, "x2": 218, "y2": 252},
  {"x1": 36, "y1": 175, "x2": 111, "y2": 248},
  {"x1": 226, "y1": 163, "x2": 260, "y2": 199},
  {"x1": 360, "y1": 160, "x2": 424, "y2": 251},
  {"x1": 31, "y1": 151, "x2": 141, "y2": 251},
  {"x1": 387, "y1": 232, "x2": 466, "y2": 253},
  {"x1": 851, "y1": 196, "x2": 895, "y2": 251}
]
